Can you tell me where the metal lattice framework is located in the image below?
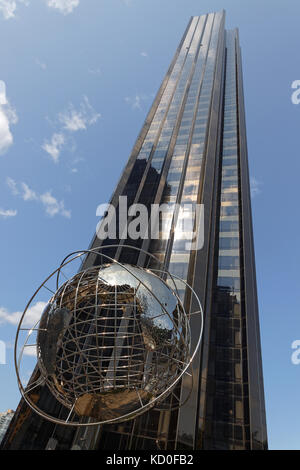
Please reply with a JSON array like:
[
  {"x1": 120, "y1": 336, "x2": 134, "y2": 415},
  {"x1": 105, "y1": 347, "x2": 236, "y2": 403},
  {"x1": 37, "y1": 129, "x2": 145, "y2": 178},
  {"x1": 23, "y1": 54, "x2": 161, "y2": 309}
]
[{"x1": 15, "y1": 245, "x2": 203, "y2": 426}]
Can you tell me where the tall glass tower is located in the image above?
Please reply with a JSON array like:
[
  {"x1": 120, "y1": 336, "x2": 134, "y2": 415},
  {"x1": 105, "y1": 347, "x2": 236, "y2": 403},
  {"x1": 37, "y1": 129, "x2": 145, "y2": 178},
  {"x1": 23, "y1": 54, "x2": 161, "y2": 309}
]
[{"x1": 2, "y1": 11, "x2": 267, "y2": 450}]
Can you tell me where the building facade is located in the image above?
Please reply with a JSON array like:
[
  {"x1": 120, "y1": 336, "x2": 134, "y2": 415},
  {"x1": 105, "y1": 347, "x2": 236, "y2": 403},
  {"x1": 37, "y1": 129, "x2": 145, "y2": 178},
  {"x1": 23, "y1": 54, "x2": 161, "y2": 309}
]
[
  {"x1": 2, "y1": 11, "x2": 267, "y2": 450},
  {"x1": 0, "y1": 410, "x2": 14, "y2": 444}
]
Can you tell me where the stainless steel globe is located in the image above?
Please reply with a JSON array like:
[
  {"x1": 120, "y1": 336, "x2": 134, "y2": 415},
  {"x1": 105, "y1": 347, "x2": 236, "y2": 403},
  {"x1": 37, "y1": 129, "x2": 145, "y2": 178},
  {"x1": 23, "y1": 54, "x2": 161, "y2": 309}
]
[
  {"x1": 36, "y1": 263, "x2": 191, "y2": 422},
  {"x1": 15, "y1": 246, "x2": 203, "y2": 427}
]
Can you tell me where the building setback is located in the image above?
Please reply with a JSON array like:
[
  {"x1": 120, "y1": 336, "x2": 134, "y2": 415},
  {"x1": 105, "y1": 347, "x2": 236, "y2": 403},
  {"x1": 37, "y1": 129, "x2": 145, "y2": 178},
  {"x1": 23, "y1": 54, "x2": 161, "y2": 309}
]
[{"x1": 2, "y1": 10, "x2": 267, "y2": 450}]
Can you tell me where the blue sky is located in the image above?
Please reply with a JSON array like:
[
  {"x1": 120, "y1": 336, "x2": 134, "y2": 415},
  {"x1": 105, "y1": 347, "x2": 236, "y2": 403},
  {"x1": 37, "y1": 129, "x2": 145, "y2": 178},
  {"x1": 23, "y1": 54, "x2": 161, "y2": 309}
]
[{"x1": 0, "y1": 0, "x2": 299, "y2": 450}]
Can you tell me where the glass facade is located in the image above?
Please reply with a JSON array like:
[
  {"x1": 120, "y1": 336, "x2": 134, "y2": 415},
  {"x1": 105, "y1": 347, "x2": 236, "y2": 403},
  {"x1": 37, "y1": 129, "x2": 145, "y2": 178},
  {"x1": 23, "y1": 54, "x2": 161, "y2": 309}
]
[
  {"x1": 2, "y1": 11, "x2": 267, "y2": 451},
  {"x1": 202, "y1": 30, "x2": 249, "y2": 449}
]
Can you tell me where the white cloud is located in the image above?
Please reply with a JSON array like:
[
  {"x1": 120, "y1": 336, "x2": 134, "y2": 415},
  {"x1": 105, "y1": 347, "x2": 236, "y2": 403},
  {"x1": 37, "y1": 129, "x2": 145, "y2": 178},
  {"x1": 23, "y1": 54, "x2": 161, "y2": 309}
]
[
  {"x1": 60, "y1": 110, "x2": 85, "y2": 132},
  {"x1": 0, "y1": 0, "x2": 16, "y2": 19},
  {"x1": 42, "y1": 132, "x2": 65, "y2": 163},
  {"x1": 4, "y1": 102, "x2": 18, "y2": 124},
  {"x1": 23, "y1": 345, "x2": 37, "y2": 357},
  {"x1": 125, "y1": 94, "x2": 148, "y2": 110},
  {"x1": 0, "y1": 110, "x2": 13, "y2": 152},
  {"x1": 47, "y1": 0, "x2": 79, "y2": 15},
  {"x1": 7, "y1": 178, "x2": 71, "y2": 218},
  {"x1": 21, "y1": 182, "x2": 37, "y2": 201},
  {"x1": 40, "y1": 190, "x2": 71, "y2": 218},
  {"x1": 250, "y1": 177, "x2": 262, "y2": 198},
  {"x1": 35, "y1": 58, "x2": 47, "y2": 70},
  {"x1": 0, "y1": 0, "x2": 79, "y2": 19},
  {"x1": 6, "y1": 176, "x2": 19, "y2": 195},
  {"x1": 88, "y1": 67, "x2": 102, "y2": 76},
  {"x1": 0, "y1": 301, "x2": 47, "y2": 326},
  {"x1": 0, "y1": 208, "x2": 17, "y2": 218},
  {"x1": 0, "y1": 80, "x2": 7, "y2": 104},
  {"x1": 59, "y1": 96, "x2": 100, "y2": 132},
  {"x1": 1, "y1": 300, "x2": 46, "y2": 357},
  {"x1": 140, "y1": 51, "x2": 148, "y2": 57},
  {"x1": 42, "y1": 97, "x2": 100, "y2": 163},
  {"x1": 0, "y1": 80, "x2": 18, "y2": 155},
  {"x1": 0, "y1": 0, "x2": 28, "y2": 20}
]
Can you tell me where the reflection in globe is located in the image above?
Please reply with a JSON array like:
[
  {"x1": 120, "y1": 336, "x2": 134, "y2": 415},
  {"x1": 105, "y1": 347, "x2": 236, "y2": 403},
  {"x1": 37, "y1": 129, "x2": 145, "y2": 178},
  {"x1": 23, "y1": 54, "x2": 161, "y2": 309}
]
[{"x1": 36, "y1": 263, "x2": 190, "y2": 422}]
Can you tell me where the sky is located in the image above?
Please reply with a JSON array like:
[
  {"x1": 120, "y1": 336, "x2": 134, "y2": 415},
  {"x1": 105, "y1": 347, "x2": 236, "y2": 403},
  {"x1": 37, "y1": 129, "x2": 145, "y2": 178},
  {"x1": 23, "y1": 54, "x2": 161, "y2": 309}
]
[{"x1": 0, "y1": 0, "x2": 299, "y2": 450}]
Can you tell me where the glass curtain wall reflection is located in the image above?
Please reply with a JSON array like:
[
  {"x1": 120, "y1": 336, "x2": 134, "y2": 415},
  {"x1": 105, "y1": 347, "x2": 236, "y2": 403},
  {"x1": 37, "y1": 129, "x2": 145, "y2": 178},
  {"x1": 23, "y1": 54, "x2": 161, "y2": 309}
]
[{"x1": 202, "y1": 30, "x2": 250, "y2": 449}]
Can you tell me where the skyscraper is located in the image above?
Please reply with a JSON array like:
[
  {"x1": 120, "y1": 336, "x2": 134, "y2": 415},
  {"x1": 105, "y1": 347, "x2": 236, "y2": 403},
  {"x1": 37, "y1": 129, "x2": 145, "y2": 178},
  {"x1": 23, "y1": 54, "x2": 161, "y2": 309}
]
[
  {"x1": 0, "y1": 410, "x2": 14, "y2": 444},
  {"x1": 2, "y1": 10, "x2": 267, "y2": 450}
]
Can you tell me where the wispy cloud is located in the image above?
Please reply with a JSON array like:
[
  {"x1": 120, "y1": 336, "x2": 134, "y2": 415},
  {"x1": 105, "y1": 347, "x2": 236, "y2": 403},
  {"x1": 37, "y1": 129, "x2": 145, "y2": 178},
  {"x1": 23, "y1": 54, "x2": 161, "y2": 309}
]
[
  {"x1": 21, "y1": 182, "x2": 38, "y2": 201},
  {"x1": 42, "y1": 97, "x2": 100, "y2": 162},
  {"x1": 0, "y1": 0, "x2": 27, "y2": 19},
  {"x1": 59, "y1": 96, "x2": 100, "y2": 131},
  {"x1": 250, "y1": 177, "x2": 263, "y2": 198},
  {"x1": 0, "y1": 0, "x2": 78, "y2": 19},
  {"x1": 0, "y1": 0, "x2": 28, "y2": 20},
  {"x1": 47, "y1": 0, "x2": 79, "y2": 15},
  {"x1": 0, "y1": 208, "x2": 17, "y2": 218},
  {"x1": 35, "y1": 58, "x2": 47, "y2": 70},
  {"x1": 0, "y1": 80, "x2": 18, "y2": 155},
  {"x1": 0, "y1": 0, "x2": 16, "y2": 19},
  {"x1": 6, "y1": 176, "x2": 19, "y2": 195},
  {"x1": 42, "y1": 132, "x2": 65, "y2": 163},
  {"x1": 140, "y1": 51, "x2": 148, "y2": 57},
  {"x1": 40, "y1": 190, "x2": 71, "y2": 218},
  {"x1": 125, "y1": 94, "x2": 149, "y2": 110},
  {"x1": 7, "y1": 177, "x2": 71, "y2": 218},
  {"x1": 0, "y1": 301, "x2": 47, "y2": 326},
  {"x1": 88, "y1": 67, "x2": 102, "y2": 76}
]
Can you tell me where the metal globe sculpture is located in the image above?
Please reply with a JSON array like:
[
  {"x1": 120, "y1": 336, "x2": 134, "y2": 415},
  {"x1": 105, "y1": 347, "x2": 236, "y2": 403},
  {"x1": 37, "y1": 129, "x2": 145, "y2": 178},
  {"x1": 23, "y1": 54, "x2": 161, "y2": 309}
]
[{"x1": 15, "y1": 246, "x2": 203, "y2": 426}]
